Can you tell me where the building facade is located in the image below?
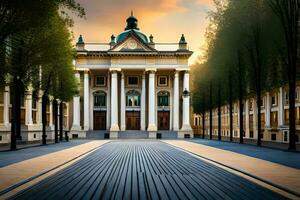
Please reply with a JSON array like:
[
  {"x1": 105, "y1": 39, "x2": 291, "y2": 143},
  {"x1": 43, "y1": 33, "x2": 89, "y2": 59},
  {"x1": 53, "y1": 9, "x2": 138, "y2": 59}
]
[
  {"x1": 193, "y1": 86, "x2": 300, "y2": 146},
  {"x1": 0, "y1": 86, "x2": 70, "y2": 144},
  {"x1": 71, "y1": 14, "x2": 193, "y2": 139}
]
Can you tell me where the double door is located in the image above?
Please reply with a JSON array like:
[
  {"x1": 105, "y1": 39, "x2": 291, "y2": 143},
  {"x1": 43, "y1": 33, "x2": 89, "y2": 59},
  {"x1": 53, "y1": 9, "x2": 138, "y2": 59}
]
[
  {"x1": 94, "y1": 111, "x2": 106, "y2": 130},
  {"x1": 158, "y1": 111, "x2": 170, "y2": 130},
  {"x1": 126, "y1": 111, "x2": 140, "y2": 130}
]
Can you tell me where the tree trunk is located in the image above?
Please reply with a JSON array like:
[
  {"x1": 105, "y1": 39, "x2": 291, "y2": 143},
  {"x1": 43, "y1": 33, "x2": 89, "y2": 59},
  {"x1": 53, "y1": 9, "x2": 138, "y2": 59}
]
[
  {"x1": 15, "y1": 81, "x2": 21, "y2": 140},
  {"x1": 229, "y1": 80, "x2": 233, "y2": 142},
  {"x1": 10, "y1": 84, "x2": 17, "y2": 150},
  {"x1": 209, "y1": 82, "x2": 213, "y2": 140},
  {"x1": 218, "y1": 87, "x2": 221, "y2": 141},
  {"x1": 42, "y1": 94, "x2": 48, "y2": 145},
  {"x1": 237, "y1": 51, "x2": 244, "y2": 144},
  {"x1": 239, "y1": 98, "x2": 244, "y2": 144},
  {"x1": 289, "y1": 80, "x2": 296, "y2": 150},
  {"x1": 257, "y1": 94, "x2": 262, "y2": 146},
  {"x1": 10, "y1": 77, "x2": 23, "y2": 150},
  {"x1": 202, "y1": 113, "x2": 205, "y2": 139},
  {"x1": 59, "y1": 102, "x2": 63, "y2": 141},
  {"x1": 53, "y1": 99, "x2": 58, "y2": 143}
]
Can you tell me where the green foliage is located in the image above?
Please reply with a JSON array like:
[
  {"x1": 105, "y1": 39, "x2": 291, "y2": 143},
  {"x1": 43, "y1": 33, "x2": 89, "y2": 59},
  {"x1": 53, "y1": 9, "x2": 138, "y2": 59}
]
[{"x1": 192, "y1": 0, "x2": 285, "y2": 113}]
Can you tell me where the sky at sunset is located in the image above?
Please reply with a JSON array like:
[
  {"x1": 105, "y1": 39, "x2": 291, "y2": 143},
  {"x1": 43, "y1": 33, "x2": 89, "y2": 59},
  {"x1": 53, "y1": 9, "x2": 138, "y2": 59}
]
[{"x1": 71, "y1": 0, "x2": 215, "y2": 65}]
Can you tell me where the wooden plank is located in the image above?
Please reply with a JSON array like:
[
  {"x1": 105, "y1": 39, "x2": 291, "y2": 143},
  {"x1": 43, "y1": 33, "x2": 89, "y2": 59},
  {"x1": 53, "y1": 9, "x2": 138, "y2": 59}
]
[{"x1": 9, "y1": 141, "x2": 289, "y2": 200}]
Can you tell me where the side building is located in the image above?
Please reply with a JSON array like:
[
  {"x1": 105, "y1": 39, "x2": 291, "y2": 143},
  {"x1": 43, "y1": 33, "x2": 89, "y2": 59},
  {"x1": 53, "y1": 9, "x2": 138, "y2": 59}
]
[{"x1": 192, "y1": 86, "x2": 300, "y2": 147}]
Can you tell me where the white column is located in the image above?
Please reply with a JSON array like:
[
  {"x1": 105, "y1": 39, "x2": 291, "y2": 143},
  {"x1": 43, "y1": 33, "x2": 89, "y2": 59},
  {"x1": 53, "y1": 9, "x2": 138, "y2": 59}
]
[
  {"x1": 3, "y1": 86, "x2": 10, "y2": 126},
  {"x1": 173, "y1": 71, "x2": 179, "y2": 131},
  {"x1": 147, "y1": 70, "x2": 157, "y2": 131},
  {"x1": 278, "y1": 87, "x2": 285, "y2": 126},
  {"x1": 120, "y1": 72, "x2": 126, "y2": 131},
  {"x1": 110, "y1": 71, "x2": 119, "y2": 131},
  {"x1": 49, "y1": 100, "x2": 53, "y2": 127},
  {"x1": 37, "y1": 91, "x2": 43, "y2": 125},
  {"x1": 245, "y1": 99, "x2": 250, "y2": 137},
  {"x1": 265, "y1": 92, "x2": 271, "y2": 128},
  {"x1": 25, "y1": 90, "x2": 33, "y2": 125},
  {"x1": 141, "y1": 73, "x2": 146, "y2": 130},
  {"x1": 253, "y1": 99, "x2": 258, "y2": 139},
  {"x1": 83, "y1": 71, "x2": 90, "y2": 130},
  {"x1": 71, "y1": 72, "x2": 81, "y2": 130},
  {"x1": 106, "y1": 73, "x2": 111, "y2": 129},
  {"x1": 181, "y1": 71, "x2": 192, "y2": 130}
]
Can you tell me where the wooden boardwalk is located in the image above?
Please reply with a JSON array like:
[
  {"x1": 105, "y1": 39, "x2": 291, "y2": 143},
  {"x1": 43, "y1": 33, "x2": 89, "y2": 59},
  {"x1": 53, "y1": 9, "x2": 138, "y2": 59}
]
[{"x1": 9, "y1": 141, "x2": 287, "y2": 200}]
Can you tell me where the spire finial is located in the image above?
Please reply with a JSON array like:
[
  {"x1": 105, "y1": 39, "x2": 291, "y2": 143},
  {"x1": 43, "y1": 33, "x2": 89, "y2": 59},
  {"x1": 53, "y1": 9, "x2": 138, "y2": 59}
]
[{"x1": 131, "y1": 10, "x2": 133, "y2": 16}]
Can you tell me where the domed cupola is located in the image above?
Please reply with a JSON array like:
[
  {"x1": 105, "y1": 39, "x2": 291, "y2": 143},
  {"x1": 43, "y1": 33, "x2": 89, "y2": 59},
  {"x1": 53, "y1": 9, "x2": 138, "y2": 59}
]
[
  {"x1": 125, "y1": 11, "x2": 139, "y2": 30},
  {"x1": 115, "y1": 12, "x2": 149, "y2": 44}
]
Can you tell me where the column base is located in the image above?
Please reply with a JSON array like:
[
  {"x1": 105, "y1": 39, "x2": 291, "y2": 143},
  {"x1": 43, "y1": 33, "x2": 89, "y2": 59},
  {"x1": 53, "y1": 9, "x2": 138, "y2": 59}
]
[
  {"x1": 147, "y1": 124, "x2": 157, "y2": 132},
  {"x1": 120, "y1": 125, "x2": 126, "y2": 131},
  {"x1": 110, "y1": 124, "x2": 120, "y2": 132},
  {"x1": 83, "y1": 125, "x2": 89, "y2": 131},
  {"x1": 181, "y1": 124, "x2": 192, "y2": 131},
  {"x1": 71, "y1": 125, "x2": 82, "y2": 131},
  {"x1": 178, "y1": 128, "x2": 193, "y2": 139},
  {"x1": 70, "y1": 130, "x2": 86, "y2": 138}
]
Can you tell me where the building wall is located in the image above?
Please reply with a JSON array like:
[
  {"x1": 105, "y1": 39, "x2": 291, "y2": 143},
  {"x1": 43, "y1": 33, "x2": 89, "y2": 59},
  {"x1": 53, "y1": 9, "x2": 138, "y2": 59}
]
[
  {"x1": 192, "y1": 86, "x2": 300, "y2": 144},
  {"x1": 0, "y1": 86, "x2": 70, "y2": 144}
]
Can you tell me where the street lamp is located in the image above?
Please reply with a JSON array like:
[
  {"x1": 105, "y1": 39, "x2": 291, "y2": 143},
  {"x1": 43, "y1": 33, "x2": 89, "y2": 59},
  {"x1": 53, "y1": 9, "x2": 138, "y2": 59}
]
[{"x1": 183, "y1": 88, "x2": 190, "y2": 97}]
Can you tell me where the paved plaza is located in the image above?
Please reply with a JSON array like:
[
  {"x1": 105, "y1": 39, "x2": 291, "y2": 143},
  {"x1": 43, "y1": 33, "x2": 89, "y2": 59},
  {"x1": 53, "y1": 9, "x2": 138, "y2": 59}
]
[{"x1": 0, "y1": 140, "x2": 299, "y2": 199}]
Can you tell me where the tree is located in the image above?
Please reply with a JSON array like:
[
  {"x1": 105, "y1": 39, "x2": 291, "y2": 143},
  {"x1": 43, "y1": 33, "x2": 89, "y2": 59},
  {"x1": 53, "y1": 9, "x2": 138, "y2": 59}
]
[
  {"x1": 38, "y1": 14, "x2": 78, "y2": 145},
  {"x1": 268, "y1": 0, "x2": 299, "y2": 150},
  {"x1": 4, "y1": 4, "x2": 83, "y2": 150}
]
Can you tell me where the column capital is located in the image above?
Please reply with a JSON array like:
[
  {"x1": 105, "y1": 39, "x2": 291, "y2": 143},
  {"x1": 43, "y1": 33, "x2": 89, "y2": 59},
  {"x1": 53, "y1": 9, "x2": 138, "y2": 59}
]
[
  {"x1": 109, "y1": 68, "x2": 121, "y2": 73},
  {"x1": 146, "y1": 68, "x2": 156, "y2": 73}
]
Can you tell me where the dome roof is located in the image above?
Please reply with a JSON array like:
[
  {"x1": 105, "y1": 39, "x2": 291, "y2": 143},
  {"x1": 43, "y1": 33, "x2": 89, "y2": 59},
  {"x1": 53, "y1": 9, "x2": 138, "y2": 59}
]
[
  {"x1": 116, "y1": 29, "x2": 149, "y2": 44},
  {"x1": 115, "y1": 12, "x2": 149, "y2": 44}
]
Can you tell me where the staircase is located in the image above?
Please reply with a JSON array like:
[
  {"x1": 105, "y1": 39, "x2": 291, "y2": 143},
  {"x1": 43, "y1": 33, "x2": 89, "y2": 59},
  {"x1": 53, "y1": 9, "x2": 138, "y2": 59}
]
[
  {"x1": 86, "y1": 130, "x2": 178, "y2": 139},
  {"x1": 118, "y1": 131, "x2": 149, "y2": 139},
  {"x1": 86, "y1": 131, "x2": 108, "y2": 139}
]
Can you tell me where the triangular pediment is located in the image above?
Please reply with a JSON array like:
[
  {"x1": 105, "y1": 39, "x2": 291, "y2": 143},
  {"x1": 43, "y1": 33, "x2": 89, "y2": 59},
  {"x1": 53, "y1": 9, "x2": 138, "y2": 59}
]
[{"x1": 110, "y1": 31, "x2": 155, "y2": 52}]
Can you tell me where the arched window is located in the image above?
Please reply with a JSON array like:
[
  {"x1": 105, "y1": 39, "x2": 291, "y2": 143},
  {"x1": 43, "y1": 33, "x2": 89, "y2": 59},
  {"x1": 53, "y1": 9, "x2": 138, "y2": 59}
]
[
  {"x1": 158, "y1": 91, "x2": 169, "y2": 107},
  {"x1": 94, "y1": 91, "x2": 106, "y2": 107},
  {"x1": 126, "y1": 90, "x2": 140, "y2": 107}
]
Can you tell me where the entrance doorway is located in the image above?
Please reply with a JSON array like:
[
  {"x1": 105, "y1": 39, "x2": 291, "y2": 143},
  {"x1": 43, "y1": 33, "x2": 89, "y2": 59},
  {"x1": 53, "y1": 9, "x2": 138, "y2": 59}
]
[
  {"x1": 158, "y1": 111, "x2": 170, "y2": 130},
  {"x1": 94, "y1": 111, "x2": 106, "y2": 130},
  {"x1": 126, "y1": 111, "x2": 140, "y2": 130}
]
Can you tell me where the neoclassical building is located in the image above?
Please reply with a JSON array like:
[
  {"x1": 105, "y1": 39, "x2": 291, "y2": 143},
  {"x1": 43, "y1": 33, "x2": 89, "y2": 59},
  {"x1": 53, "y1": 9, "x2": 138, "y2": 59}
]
[{"x1": 71, "y1": 14, "x2": 193, "y2": 139}]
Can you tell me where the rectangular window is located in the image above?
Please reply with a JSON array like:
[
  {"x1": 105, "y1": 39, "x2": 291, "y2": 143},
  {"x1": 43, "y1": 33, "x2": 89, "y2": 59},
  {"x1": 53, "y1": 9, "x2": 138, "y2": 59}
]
[
  {"x1": 126, "y1": 95, "x2": 140, "y2": 107},
  {"x1": 250, "y1": 131, "x2": 254, "y2": 138},
  {"x1": 94, "y1": 95, "x2": 106, "y2": 107},
  {"x1": 32, "y1": 97, "x2": 37, "y2": 109},
  {"x1": 127, "y1": 76, "x2": 139, "y2": 86},
  {"x1": 260, "y1": 98, "x2": 264, "y2": 108},
  {"x1": 158, "y1": 96, "x2": 169, "y2": 106},
  {"x1": 283, "y1": 130, "x2": 289, "y2": 142},
  {"x1": 284, "y1": 109, "x2": 289, "y2": 125},
  {"x1": 157, "y1": 76, "x2": 168, "y2": 87},
  {"x1": 0, "y1": 88, "x2": 3, "y2": 104},
  {"x1": 271, "y1": 133, "x2": 277, "y2": 141},
  {"x1": 95, "y1": 76, "x2": 106, "y2": 86},
  {"x1": 271, "y1": 95, "x2": 276, "y2": 106},
  {"x1": 271, "y1": 111, "x2": 278, "y2": 127}
]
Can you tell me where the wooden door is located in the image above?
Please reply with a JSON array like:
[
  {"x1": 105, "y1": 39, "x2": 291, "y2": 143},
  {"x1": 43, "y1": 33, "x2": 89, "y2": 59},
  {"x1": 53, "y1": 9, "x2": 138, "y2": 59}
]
[
  {"x1": 126, "y1": 111, "x2": 140, "y2": 130},
  {"x1": 158, "y1": 111, "x2": 170, "y2": 130},
  {"x1": 94, "y1": 111, "x2": 106, "y2": 130}
]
